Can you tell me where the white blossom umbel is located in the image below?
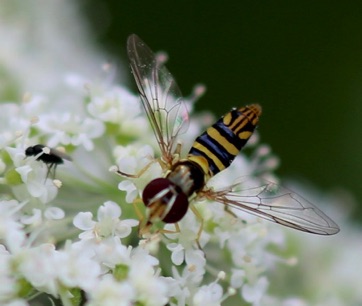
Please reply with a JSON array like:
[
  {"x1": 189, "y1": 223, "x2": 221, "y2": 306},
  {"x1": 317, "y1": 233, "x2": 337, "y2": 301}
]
[{"x1": 0, "y1": 2, "x2": 352, "y2": 306}]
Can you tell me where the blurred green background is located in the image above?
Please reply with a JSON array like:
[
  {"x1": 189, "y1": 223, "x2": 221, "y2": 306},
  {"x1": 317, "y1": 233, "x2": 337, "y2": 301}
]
[{"x1": 80, "y1": 1, "x2": 361, "y2": 219}]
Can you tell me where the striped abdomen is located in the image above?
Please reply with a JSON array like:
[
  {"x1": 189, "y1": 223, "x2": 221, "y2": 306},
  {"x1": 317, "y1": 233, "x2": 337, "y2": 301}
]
[{"x1": 188, "y1": 104, "x2": 262, "y2": 176}]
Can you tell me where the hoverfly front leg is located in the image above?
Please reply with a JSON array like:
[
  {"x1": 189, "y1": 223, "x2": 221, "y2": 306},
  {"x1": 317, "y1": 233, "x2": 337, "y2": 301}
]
[
  {"x1": 114, "y1": 160, "x2": 156, "y2": 178},
  {"x1": 159, "y1": 223, "x2": 181, "y2": 235},
  {"x1": 139, "y1": 216, "x2": 181, "y2": 238}
]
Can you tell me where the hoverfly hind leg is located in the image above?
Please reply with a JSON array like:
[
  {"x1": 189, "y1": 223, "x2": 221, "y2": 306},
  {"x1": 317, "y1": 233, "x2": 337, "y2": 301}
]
[
  {"x1": 189, "y1": 205, "x2": 204, "y2": 251},
  {"x1": 224, "y1": 205, "x2": 237, "y2": 219}
]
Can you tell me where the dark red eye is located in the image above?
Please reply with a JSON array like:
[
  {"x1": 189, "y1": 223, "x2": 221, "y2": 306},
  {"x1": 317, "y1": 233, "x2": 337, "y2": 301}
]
[{"x1": 142, "y1": 178, "x2": 189, "y2": 223}]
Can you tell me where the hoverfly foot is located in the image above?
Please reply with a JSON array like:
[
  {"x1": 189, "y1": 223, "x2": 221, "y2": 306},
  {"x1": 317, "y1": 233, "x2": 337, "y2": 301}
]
[{"x1": 138, "y1": 220, "x2": 152, "y2": 237}]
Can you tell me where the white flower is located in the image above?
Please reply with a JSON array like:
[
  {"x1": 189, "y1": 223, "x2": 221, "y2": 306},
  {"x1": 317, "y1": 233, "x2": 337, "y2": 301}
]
[
  {"x1": 117, "y1": 180, "x2": 139, "y2": 203},
  {"x1": 242, "y1": 276, "x2": 269, "y2": 305},
  {"x1": 55, "y1": 243, "x2": 101, "y2": 291},
  {"x1": 0, "y1": 2, "x2": 350, "y2": 306},
  {"x1": 0, "y1": 200, "x2": 26, "y2": 253},
  {"x1": 83, "y1": 242, "x2": 169, "y2": 305},
  {"x1": 2, "y1": 300, "x2": 29, "y2": 306},
  {"x1": 230, "y1": 269, "x2": 246, "y2": 289},
  {"x1": 0, "y1": 248, "x2": 19, "y2": 303},
  {"x1": 0, "y1": 104, "x2": 29, "y2": 150},
  {"x1": 73, "y1": 201, "x2": 138, "y2": 240},
  {"x1": 85, "y1": 237, "x2": 132, "y2": 273},
  {"x1": 88, "y1": 86, "x2": 141, "y2": 124},
  {"x1": 44, "y1": 207, "x2": 65, "y2": 220},
  {"x1": 166, "y1": 225, "x2": 207, "y2": 272},
  {"x1": 20, "y1": 208, "x2": 42, "y2": 225},
  {"x1": 17, "y1": 244, "x2": 59, "y2": 296},
  {"x1": 193, "y1": 283, "x2": 223, "y2": 306},
  {"x1": 21, "y1": 94, "x2": 49, "y2": 118},
  {"x1": 86, "y1": 275, "x2": 136, "y2": 306},
  {"x1": 115, "y1": 144, "x2": 163, "y2": 203},
  {"x1": 128, "y1": 248, "x2": 169, "y2": 306},
  {"x1": 164, "y1": 265, "x2": 206, "y2": 305},
  {"x1": 36, "y1": 113, "x2": 105, "y2": 151}
]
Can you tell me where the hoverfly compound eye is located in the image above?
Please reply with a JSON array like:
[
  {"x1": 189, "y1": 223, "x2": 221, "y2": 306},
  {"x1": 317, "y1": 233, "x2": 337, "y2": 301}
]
[
  {"x1": 162, "y1": 191, "x2": 188, "y2": 223},
  {"x1": 142, "y1": 178, "x2": 171, "y2": 207},
  {"x1": 142, "y1": 178, "x2": 189, "y2": 223}
]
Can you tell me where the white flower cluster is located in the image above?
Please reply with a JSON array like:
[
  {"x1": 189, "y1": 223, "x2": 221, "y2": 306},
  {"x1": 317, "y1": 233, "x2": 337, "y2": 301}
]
[
  {"x1": 0, "y1": 2, "x2": 355, "y2": 306},
  {"x1": 0, "y1": 14, "x2": 280, "y2": 306}
]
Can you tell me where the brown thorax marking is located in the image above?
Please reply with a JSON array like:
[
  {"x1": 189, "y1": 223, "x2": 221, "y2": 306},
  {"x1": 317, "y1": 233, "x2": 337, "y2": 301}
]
[{"x1": 167, "y1": 162, "x2": 195, "y2": 196}]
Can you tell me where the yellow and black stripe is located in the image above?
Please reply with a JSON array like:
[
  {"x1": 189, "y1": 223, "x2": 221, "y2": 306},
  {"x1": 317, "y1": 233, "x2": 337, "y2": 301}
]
[{"x1": 188, "y1": 104, "x2": 261, "y2": 176}]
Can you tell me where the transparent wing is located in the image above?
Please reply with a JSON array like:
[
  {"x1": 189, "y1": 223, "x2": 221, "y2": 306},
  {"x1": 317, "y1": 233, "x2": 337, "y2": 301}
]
[
  {"x1": 127, "y1": 34, "x2": 189, "y2": 163},
  {"x1": 205, "y1": 177, "x2": 340, "y2": 235},
  {"x1": 49, "y1": 148, "x2": 72, "y2": 161}
]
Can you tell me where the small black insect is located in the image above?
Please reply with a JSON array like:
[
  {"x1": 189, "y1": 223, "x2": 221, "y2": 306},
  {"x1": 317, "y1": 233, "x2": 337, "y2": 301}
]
[{"x1": 25, "y1": 144, "x2": 72, "y2": 179}]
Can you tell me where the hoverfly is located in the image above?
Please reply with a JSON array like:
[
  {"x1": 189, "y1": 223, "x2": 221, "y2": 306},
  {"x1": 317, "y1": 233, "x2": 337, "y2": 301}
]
[
  {"x1": 25, "y1": 144, "x2": 72, "y2": 179},
  {"x1": 117, "y1": 34, "x2": 339, "y2": 236}
]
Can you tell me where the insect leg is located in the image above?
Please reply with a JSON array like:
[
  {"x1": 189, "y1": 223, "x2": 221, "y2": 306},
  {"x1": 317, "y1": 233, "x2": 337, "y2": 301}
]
[
  {"x1": 224, "y1": 205, "x2": 237, "y2": 218},
  {"x1": 52, "y1": 164, "x2": 58, "y2": 179},
  {"x1": 133, "y1": 198, "x2": 175, "y2": 237},
  {"x1": 170, "y1": 142, "x2": 183, "y2": 165},
  {"x1": 132, "y1": 198, "x2": 144, "y2": 221},
  {"x1": 159, "y1": 223, "x2": 181, "y2": 235},
  {"x1": 130, "y1": 198, "x2": 149, "y2": 237},
  {"x1": 115, "y1": 160, "x2": 156, "y2": 178},
  {"x1": 45, "y1": 163, "x2": 55, "y2": 181},
  {"x1": 189, "y1": 204, "x2": 204, "y2": 250},
  {"x1": 174, "y1": 142, "x2": 182, "y2": 156}
]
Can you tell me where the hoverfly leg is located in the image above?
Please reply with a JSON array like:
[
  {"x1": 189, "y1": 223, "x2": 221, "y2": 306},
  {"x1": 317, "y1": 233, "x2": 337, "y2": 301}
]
[
  {"x1": 138, "y1": 220, "x2": 152, "y2": 237},
  {"x1": 224, "y1": 205, "x2": 237, "y2": 219},
  {"x1": 133, "y1": 199, "x2": 176, "y2": 238},
  {"x1": 115, "y1": 160, "x2": 155, "y2": 178},
  {"x1": 159, "y1": 223, "x2": 181, "y2": 235},
  {"x1": 140, "y1": 221, "x2": 181, "y2": 241},
  {"x1": 174, "y1": 142, "x2": 182, "y2": 156},
  {"x1": 131, "y1": 198, "x2": 149, "y2": 237},
  {"x1": 189, "y1": 205, "x2": 204, "y2": 250},
  {"x1": 131, "y1": 198, "x2": 145, "y2": 221},
  {"x1": 171, "y1": 142, "x2": 183, "y2": 165}
]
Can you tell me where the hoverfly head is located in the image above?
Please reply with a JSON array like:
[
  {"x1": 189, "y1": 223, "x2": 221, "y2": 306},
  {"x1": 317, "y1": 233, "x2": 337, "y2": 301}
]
[{"x1": 142, "y1": 178, "x2": 189, "y2": 223}]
